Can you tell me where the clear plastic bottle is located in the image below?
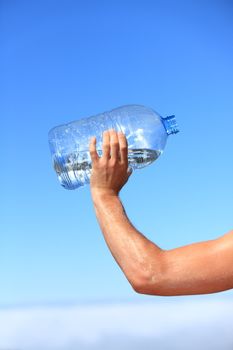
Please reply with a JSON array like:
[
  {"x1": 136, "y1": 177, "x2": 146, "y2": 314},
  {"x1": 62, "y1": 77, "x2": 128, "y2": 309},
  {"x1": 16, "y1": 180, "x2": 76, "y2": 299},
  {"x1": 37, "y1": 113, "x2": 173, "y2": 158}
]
[{"x1": 48, "y1": 104, "x2": 179, "y2": 190}]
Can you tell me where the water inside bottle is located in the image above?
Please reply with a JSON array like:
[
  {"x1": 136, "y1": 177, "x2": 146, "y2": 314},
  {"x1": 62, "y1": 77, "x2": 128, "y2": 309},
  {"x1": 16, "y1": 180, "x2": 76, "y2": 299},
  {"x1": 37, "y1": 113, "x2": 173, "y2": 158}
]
[{"x1": 53, "y1": 149, "x2": 161, "y2": 190}]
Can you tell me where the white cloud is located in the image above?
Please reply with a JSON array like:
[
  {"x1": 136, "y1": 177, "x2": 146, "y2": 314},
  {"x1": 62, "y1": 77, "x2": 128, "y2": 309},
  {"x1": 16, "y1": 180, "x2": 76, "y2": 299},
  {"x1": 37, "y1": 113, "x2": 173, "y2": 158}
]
[{"x1": 0, "y1": 297, "x2": 233, "y2": 350}]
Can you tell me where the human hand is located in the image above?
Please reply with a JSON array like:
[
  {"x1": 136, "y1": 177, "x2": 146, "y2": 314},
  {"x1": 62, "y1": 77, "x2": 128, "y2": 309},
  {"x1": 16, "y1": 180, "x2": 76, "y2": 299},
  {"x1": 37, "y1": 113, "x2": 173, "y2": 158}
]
[{"x1": 89, "y1": 129, "x2": 133, "y2": 197}]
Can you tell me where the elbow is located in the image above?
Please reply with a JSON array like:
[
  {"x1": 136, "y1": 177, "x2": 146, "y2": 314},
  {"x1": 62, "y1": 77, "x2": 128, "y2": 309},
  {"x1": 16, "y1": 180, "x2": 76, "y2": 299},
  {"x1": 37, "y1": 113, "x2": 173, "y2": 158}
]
[
  {"x1": 132, "y1": 280, "x2": 151, "y2": 295},
  {"x1": 130, "y1": 270, "x2": 167, "y2": 296},
  {"x1": 131, "y1": 276, "x2": 165, "y2": 296},
  {"x1": 130, "y1": 252, "x2": 170, "y2": 296}
]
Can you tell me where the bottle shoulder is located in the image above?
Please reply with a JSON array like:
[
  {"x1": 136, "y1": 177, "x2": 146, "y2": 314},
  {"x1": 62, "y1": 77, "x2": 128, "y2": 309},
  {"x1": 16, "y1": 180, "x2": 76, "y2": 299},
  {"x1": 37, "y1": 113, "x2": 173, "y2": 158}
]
[{"x1": 110, "y1": 104, "x2": 158, "y2": 114}]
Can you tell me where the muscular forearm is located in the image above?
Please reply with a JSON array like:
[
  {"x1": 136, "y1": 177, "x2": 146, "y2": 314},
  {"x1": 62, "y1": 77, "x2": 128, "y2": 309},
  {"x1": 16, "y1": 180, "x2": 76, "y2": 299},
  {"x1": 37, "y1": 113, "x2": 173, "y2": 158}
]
[
  {"x1": 89, "y1": 130, "x2": 233, "y2": 296},
  {"x1": 91, "y1": 192, "x2": 233, "y2": 296},
  {"x1": 91, "y1": 191, "x2": 164, "y2": 292}
]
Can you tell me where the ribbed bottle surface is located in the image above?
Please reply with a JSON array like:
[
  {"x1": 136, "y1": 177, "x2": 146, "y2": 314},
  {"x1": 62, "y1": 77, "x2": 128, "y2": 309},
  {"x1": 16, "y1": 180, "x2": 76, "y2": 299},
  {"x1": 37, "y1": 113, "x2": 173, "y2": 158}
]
[
  {"x1": 52, "y1": 149, "x2": 161, "y2": 189},
  {"x1": 48, "y1": 105, "x2": 179, "y2": 190}
]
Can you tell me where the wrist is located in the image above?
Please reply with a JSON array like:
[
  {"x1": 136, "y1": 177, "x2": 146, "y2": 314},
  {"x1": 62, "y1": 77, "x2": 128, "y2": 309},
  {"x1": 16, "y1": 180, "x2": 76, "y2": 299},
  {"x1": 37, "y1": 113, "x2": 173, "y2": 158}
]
[{"x1": 91, "y1": 188, "x2": 119, "y2": 202}]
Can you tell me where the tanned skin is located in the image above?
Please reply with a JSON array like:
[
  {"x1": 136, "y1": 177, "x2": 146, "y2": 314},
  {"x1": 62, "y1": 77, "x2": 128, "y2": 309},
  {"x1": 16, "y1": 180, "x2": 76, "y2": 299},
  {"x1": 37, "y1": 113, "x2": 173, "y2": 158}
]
[{"x1": 89, "y1": 129, "x2": 233, "y2": 296}]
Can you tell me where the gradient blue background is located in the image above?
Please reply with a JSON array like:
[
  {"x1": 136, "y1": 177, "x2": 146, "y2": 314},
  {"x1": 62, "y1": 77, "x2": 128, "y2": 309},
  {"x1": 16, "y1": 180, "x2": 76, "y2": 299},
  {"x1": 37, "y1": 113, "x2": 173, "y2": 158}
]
[{"x1": 1, "y1": 0, "x2": 233, "y2": 307}]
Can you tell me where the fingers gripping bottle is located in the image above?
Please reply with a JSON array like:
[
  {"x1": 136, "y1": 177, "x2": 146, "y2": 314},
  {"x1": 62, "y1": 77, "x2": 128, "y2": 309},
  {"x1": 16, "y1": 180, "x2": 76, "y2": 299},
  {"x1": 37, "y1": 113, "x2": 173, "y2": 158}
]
[{"x1": 48, "y1": 104, "x2": 179, "y2": 190}]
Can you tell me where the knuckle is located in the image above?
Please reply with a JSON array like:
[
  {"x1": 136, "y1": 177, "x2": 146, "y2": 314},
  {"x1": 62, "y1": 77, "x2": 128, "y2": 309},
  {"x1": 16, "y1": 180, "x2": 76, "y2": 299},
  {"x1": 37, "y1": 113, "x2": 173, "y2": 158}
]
[
  {"x1": 119, "y1": 134, "x2": 126, "y2": 140},
  {"x1": 90, "y1": 151, "x2": 96, "y2": 157},
  {"x1": 100, "y1": 159, "x2": 107, "y2": 166},
  {"x1": 109, "y1": 159, "x2": 117, "y2": 167}
]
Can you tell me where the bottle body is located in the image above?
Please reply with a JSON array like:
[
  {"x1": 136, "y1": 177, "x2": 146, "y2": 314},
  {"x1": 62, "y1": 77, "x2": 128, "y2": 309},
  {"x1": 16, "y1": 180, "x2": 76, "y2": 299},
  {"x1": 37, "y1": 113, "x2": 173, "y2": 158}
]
[{"x1": 48, "y1": 105, "x2": 179, "y2": 190}]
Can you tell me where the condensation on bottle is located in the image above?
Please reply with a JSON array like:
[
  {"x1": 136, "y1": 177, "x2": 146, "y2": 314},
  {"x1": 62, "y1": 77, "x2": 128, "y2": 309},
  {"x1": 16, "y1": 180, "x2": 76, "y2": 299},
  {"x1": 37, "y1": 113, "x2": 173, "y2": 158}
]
[{"x1": 48, "y1": 105, "x2": 179, "y2": 190}]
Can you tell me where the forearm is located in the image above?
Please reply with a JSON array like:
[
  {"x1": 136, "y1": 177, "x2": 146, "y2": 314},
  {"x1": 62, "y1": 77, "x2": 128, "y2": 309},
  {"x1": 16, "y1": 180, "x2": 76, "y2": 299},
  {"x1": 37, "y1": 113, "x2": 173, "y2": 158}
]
[
  {"x1": 91, "y1": 192, "x2": 233, "y2": 296},
  {"x1": 91, "y1": 191, "x2": 164, "y2": 291},
  {"x1": 89, "y1": 130, "x2": 233, "y2": 296}
]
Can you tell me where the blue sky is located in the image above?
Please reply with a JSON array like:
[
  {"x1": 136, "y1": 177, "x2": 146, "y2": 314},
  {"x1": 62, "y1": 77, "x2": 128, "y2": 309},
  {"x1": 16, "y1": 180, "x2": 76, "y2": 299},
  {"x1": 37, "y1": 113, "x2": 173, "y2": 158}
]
[{"x1": 1, "y1": 0, "x2": 233, "y2": 307}]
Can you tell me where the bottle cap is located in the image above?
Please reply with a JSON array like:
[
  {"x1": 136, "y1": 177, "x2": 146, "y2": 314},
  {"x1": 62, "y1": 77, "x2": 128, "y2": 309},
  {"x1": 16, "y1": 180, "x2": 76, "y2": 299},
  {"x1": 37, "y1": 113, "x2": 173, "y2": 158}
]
[{"x1": 162, "y1": 115, "x2": 179, "y2": 135}]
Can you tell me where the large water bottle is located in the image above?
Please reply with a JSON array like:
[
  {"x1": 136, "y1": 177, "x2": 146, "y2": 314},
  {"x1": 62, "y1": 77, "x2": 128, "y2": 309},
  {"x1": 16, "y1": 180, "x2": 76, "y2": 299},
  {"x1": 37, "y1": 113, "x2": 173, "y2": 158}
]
[{"x1": 48, "y1": 104, "x2": 179, "y2": 190}]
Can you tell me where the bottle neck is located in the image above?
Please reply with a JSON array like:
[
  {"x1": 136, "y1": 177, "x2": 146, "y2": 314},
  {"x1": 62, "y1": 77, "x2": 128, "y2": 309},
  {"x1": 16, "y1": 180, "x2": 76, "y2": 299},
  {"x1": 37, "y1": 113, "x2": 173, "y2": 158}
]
[{"x1": 162, "y1": 115, "x2": 179, "y2": 135}]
